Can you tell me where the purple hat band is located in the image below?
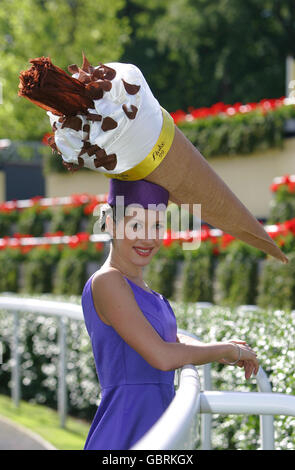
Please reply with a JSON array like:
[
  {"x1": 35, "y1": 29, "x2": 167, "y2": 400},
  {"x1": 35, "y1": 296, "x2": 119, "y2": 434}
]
[{"x1": 107, "y1": 178, "x2": 169, "y2": 208}]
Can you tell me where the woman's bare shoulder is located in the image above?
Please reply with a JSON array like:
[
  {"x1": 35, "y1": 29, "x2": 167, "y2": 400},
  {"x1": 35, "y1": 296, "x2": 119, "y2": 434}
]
[
  {"x1": 92, "y1": 268, "x2": 130, "y2": 296},
  {"x1": 90, "y1": 268, "x2": 132, "y2": 326},
  {"x1": 93, "y1": 267, "x2": 125, "y2": 281}
]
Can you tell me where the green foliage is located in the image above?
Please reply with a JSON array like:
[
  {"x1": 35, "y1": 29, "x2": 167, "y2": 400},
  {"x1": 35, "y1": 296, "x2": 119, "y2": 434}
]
[
  {"x1": 49, "y1": 205, "x2": 84, "y2": 235},
  {"x1": 181, "y1": 241, "x2": 215, "y2": 303},
  {"x1": 53, "y1": 244, "x2": 103, "y2": 296},
  {"x1": 53, "y1": 252, "x2": 87, "y2": 296},
  {"x1": 214, "y1": 241, "x2": 263, "y2": 307},
  {"x1": 257, "y1": 252, "x2": 295, "y2": 311},
  {"x1": 121, "y1": 0, "x2": 295, "y2": 111},
  {"x1": 0, "y1": 0, "x2": 130, "y2": 140},
  {"x1": 0, "y1": 210, "x2": 19, "y2": 237},
  {"x1": 177, "y1": 105, "x2": 295, "y2": 159},
  {"x1": 268, "y1": 198, "x2": 295, "y2": 224},
  {"x1": 22, "y1": 245, "x2": 60, "y2": 294},
  {"x1": 267, "y1": 184, "x2": 295, "y2": 224},
  {"x1": 0, "y1": 248, "x2": 23, "y2": 292},
  {"x1": 17, "y1": 206, "x2": 52, "y2": 237},
  {"x1": 144, "y1": 243, "x2": 184, "y2": 300}
]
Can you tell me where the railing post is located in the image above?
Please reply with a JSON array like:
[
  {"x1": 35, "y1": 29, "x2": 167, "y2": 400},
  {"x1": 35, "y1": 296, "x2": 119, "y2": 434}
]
[
  {"x1": 201, "y1": 362, "x2": 212, "y2": 450},
  {"x1": 58, "y1": 315, "x2": 67, "y2": 428},
  {"x1": 11, "y1": 311, "x2": 20, "y2": 407},
  {"x1": 256, "y1": 367, "x2": 275, "y2": 450}
]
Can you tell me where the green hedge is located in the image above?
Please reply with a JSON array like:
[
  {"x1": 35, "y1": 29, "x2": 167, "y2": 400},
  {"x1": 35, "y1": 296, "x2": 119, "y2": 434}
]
[
  {"x1": 0, "y1": 248, "x2": 23, "y2": 292},
  {"x1": 50, "y1": 205, "x2": 86, "y2": 236},
  {"x1": 0, "y1": 244, "x2": 104, "y2": 296},
  {"x1": 17, "y1": 206, "x2": 52, "y2": 237},
  {"x1": 267, "y1": 184, "x2": 295, "y2": 224},
  {"x1": 1, "y1": 241, "x2": 294, "y2": 310},
  {"x1": 0, "y1": 296, "x2": 294, "y2": 448},
  {"x1": 22, "y1": 246, "x2": 60, "y2": 294},
  {"x1": 178, "y1": 104, "x2": 295, "y2": 158},
  {"x1": 181, "y1": 241, "x2": 216, "y2": 303},
  {"x1": 213, "y1": 242, "x2": 263, "y2": 307},
  {"x1": 53, "y1": 245, "x2": 103, "y2": 296},
  {"x1": 257, "y1": 252, "x2": 295, "y2": 311},
  {"x1": 144, "y1": 243, "x2": 185, "y2": 300}
]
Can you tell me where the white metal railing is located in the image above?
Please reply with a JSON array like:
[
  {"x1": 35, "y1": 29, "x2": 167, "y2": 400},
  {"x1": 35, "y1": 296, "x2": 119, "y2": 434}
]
[
  {"x1": 131, "y1": 364, "x2": 201, "y2": 450},
  {"x1": 0, "y1": 296, "x2": 294, "y2": 450}
]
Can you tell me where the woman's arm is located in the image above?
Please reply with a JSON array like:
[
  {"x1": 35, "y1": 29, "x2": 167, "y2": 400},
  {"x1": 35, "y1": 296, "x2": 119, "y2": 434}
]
[
  {"x1": 91, "y1": 269, "x2": 239, "y2": 371},
  {"x1": 176, "y1": 333, "x2": 259, "y2": 379},
  {"x1": 176, "y1": 333, "x2": 204, "y2": 346}
]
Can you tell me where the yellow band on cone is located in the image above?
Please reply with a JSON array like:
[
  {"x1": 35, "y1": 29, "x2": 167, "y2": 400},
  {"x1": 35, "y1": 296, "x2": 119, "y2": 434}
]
[{"x1": 104, "y1": 107, "x2": 175, "y2": 181}]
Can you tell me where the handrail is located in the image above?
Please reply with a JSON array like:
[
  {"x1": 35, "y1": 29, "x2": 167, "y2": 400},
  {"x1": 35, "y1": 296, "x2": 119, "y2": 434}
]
[
  {"x1": 0, "y1": 295, "x2": 82, "y2": 320},
  {"x1": 130, "y1": 365, "x2": 201, "y2": 450},
  {"x1": 200, "y1": 391, "x2": 295, "y2": 417}
]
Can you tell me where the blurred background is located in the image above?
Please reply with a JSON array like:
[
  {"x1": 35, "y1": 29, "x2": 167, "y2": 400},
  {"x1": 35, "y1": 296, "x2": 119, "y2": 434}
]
[{"x1": 0, "y1": 0, "x2": 295, "y2": 451}]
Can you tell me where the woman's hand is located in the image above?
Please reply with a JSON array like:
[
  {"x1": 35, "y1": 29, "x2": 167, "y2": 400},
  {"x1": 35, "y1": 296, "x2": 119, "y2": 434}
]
[{"x1": 219, "y1": 339, "x2": 259, "y2": 380}]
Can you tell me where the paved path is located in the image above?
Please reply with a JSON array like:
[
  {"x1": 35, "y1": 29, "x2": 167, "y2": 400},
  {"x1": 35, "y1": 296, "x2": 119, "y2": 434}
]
[{"x1": 0, "y1": 416, "x2": 56, "y2": 450}]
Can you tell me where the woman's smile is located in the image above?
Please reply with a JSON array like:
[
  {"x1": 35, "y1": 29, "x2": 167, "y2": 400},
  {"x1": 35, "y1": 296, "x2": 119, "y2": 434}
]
[{"x1": 133, "y1": 246, "x2": 154, "y2": 257}]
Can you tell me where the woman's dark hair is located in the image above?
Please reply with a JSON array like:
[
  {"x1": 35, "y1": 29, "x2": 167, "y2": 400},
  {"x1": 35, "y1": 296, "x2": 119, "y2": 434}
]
[{"x1": 98, "y1": 203, "x2": 127, "y2": 243}]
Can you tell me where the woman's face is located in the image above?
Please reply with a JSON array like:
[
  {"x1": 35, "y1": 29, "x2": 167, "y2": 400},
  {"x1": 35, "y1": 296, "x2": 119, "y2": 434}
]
[{"x1": 106, "y1": 207, "x2": 166, "y2": 266}]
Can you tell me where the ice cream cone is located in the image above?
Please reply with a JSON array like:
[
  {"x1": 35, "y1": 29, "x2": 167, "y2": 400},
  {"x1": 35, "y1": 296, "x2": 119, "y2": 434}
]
[{"x1": 18, "y1": 55, "x2": 289, "y2": 263}]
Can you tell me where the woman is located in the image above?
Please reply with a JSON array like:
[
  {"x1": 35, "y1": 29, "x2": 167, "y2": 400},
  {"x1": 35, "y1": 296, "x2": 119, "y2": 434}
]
[{"x1": 81, "y1": 178, "x2": 259, "y2": 450}]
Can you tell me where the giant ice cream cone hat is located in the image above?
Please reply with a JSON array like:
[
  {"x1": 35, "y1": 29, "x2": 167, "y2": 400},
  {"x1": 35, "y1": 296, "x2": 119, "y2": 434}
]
[{"x1": 18, "y1": 53, "x2": 289, "y2": 264}]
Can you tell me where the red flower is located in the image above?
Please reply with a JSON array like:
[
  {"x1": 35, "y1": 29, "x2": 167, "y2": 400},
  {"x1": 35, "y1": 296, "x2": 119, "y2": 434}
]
[
  {"x1": 20, "y1": 245, "x2": 34, "y2": 254},
  {"x1": 163, "y1": 228, "x2": 173, "y2": 247},
  {"x1": 270, "y1": 182, "x2": 279, "y2": 192},
  {"x1": 68, "y1": 235, "x2": 79, "y2": 248},
  {"x1": 283, "y1": 218, "x2": 295, "y2": 235},
  {"x1": 42, "y1": 132, "x2": 54, "y2": 146},
  {"x1": 170, "y1": 110, "x2": 187, "y2": 124},
  {"x1": 281, "y1": 174, "x2": 290, "y2": 185},
  {"x1": 30, "y1": 195, "x2": 43, "y2": 205},
  {"x1": 221, "y1": 233, "x2": 235, "y2": 248},
  {"x1": 71, "y1": 193, "x2": 90, "y2": 206},
  {"x1": 95, "y1": 242, "x2": 104, "y2": 252},
  {"x1": 201, "y1": 226, "x2": 210, "y2": 242},
  {"x1": 76, "y1": 232, "x2": 90, "y2": 242}
]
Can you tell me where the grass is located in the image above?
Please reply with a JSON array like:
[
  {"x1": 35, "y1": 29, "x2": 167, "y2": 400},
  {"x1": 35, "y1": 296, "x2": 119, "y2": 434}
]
[{"x1": 0, "y1": 394, "x2": 90, "y2": 450}]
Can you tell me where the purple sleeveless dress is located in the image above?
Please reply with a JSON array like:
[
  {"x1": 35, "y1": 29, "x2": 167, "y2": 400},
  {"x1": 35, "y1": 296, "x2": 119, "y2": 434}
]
[{"x1": 81, "y1": 272, "x2": 178, "y2": 450}]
